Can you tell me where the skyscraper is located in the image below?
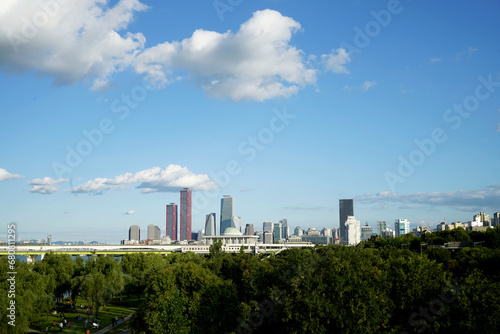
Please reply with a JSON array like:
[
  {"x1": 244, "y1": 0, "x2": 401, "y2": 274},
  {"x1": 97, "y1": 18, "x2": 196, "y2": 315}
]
[
  {"x1": 147, "y1": 224, "x2": 161, "y2": 240},
  {"x1": 345, "y1": 216, "x2": 360, "y2": 246},
  {"x1": 47, "y1": 235, "x2": 52, "y2": 245},
  {"x1": 361, "y1": 223, "x2": 373, "y2": 241},
  {"x1": 494, "y1": 212, "x2": 500, "y2": 227},
  {"x1": 273, "y1": 222, "x2": 283, "y2": 243},
  {"x1": 339, "y1": 199, "x2": 354, "y2": 244},
  {"x1": 474, "y1": 212, "x2": 492, "y2": 227},
  {"x1": 244, "y1": 224, "x2": 255, "y2": 236},
  {"x1": 377, "y1": 221, "x2": 387, "y2": 236},
  {"x1": 129, "y1": 225, "x2": 140, "y2": 242},
  {"x1": 232, "y1": 216, "x2": 241, "y2": 232},
  {"x1": 280, "y1": 219, "x2": 288, "y2": 239},
  {"x1": 220, "y1": 195, "x2": 234, "y2": 234},
  {"x1": 180, "y1": 188, "x2": 192, "y2": 241},
  {"x1": 263, "y1": 221, "x2": 273, "y2": 233},
  {"x1": 205, "y1": 213, "x2": 216, "y2": 236},
  {"x1": 166, "y1": 203, "x2": 178, "y2": 241},
  {"x1": 395, "y1": 219, "x2": 411, "y2": 237}
]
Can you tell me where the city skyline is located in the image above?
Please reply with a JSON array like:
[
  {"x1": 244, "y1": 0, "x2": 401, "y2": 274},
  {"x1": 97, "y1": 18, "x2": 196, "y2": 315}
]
[{"x1": 1, "y1": 1, "x2": 500, "y2": 244}]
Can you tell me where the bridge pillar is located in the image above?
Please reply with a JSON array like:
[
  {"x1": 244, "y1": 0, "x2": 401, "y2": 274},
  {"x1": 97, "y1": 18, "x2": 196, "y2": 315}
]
[{"x1": 39, "y1": 254, "x2": 45, "y2": 261}]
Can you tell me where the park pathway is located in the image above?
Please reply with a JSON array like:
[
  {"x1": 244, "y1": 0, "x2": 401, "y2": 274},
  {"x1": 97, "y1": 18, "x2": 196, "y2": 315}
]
[{"x1": 94, "y1": 314, "x2": 133, "y2": 334}]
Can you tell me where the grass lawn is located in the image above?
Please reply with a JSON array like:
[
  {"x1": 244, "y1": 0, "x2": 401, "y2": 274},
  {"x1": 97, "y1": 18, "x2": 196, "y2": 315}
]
[{"x1": 34, "y1": 298, "x2": 136, "y2": 334}]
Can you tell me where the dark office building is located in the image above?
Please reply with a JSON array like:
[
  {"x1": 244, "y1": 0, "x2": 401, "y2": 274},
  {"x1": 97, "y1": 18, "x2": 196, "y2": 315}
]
[{"x1": 339, "y1": 199, "x2": 354, "y2": 244}]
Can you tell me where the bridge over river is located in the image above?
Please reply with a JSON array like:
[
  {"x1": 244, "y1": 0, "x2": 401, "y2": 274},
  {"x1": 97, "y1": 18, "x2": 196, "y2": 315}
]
[{"x1": 0, "y1": 243, "x2": 314, "y2": 262}]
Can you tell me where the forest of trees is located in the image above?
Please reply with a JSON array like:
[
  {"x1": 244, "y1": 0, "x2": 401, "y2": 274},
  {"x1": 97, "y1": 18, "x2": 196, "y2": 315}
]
[{"x1": 1, "y1": 226, "x2": 500, "y2": 334}]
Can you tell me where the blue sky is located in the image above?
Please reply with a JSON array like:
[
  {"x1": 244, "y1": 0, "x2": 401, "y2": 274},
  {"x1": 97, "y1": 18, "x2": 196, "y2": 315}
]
[{"x1": 1, "y1": 0, "x2": 499, "y2": 243}]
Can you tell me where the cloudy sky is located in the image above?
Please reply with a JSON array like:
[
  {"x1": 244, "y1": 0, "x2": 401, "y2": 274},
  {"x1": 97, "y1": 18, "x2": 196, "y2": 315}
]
[{"x1": 1, "y1": 0, "x2": 499, "y2": 243}]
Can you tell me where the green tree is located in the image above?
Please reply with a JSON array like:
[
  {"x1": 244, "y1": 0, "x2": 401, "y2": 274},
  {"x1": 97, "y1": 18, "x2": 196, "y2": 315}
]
[{"x1": 80, "y1": 255, "x2": 124, "y2": 320}]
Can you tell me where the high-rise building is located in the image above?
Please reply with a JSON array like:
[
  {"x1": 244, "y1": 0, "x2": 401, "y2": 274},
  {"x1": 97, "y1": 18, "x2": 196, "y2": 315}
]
[
  {"x1": 361, "y1": 223, "x2": 373, "y2": 241},
  {"x1": 273, "y1": 222, "x2": 283, "y2": 243},
  {"x1": 263, "y1": 231, "x2": 273, "y2": 244},
  {"x1": 263, "y1": 221, "x2": 273, "y2": 234},
  {"x1": 280, "y1": 219, "x2": 288, "y2": 239},
  {"x1": 244, "y1": 224, "x2": 255, "y2": 236},
  {"x1": 377, "y1": 221, "x2": 387, "y2": 236},
  {"x1": 232, "y1": 216, "x2": 242, "y2": 232},
  {"x1": 345, "y1": 216, "x2": 360, "y2": 246},
  {"x1": 332, "y1": 228, "x2": 339, "y2": 240},
  {"x1": 180, "y1": 188, "x2": 192, "y2": 241},
  {"x1": 294, "y1": 226, "x2": 303, "y2": 237},
  {"x1": 474, "y1": 212, "x2": 492, "y2": 227},
  {"x1": 205, "y1": 213, "x2": 216, "y2": 236},
  {"x1": 166, "y1": 203, "x2": 178, "y2": 241},
  {"x1": 47, "y1": 235, "x2": 52, "y2": 245},
  {"x1": 339, "y1": 199, "x2": 354, "y2": 244},
  {"x1": 395, "y1": 219, "x2": 411, "y2": 237},
  {"x1": 322, "y1": 227, "x2": 332, "y2": 237},
  {"x1": 494, "y1": 212, "x2": 500, "y2": 227},
  {"x1": 129, "y1": 225, "x2": 140, "y2": 242},
  {"x1": 220, "y1": 195, "x2": 234, "y2": 234},
  {"x1": 382, "y1": 228, "x2": 395, "y2": 238},
  {"x1": 147, "y1": 224, "x2": 161, "y2": 240}
]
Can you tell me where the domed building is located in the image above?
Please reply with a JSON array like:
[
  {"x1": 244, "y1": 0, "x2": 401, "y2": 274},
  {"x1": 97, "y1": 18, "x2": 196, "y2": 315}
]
[{"x1": 204, "y1": 226, "x2": 259, "y2": 246}]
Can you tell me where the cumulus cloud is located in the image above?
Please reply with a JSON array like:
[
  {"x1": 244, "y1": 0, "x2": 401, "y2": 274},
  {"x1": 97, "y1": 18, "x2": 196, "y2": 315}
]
[
  {"x1": 322, "y1": 48, "x2": 351, "y2": 74},
  {"x1": 1, "y1": 3, "x2": 319, "y2": 100},
  {"x1": 135, "y1": 9, "x2": 316, "y2": 101},
  {"x1": 69, "y1": 164, "x2": 217, "y2": 195},
  {"x1": 0, "y1": 0, "x2": 148, "y2": 91},
  {"x1": 0, "y1": 168, "x2": 23, "y2": 181},
  {"x1": 356, "y1": 185, "x2": 500, "y2": 212},
  {"x1": 29, "y1": 177, "x2": 68, "y2": 194},
  {"x1": 123, "y1": 210, "x2": 135, "y2": 215}
]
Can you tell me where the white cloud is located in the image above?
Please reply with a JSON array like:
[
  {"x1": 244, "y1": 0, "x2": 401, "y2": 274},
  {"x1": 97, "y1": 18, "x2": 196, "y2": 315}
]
[
  {"x1": 0, "y1": 4, "x2": 318, "y2": 100},
  {"x1": 344, "y1": 80, "x2": 376, "y2": 92},
  {"x1": 356, "y1": 185, "x2": 500, "y2": 212},
  {"x1": 0, "y1": 0, "x2": 148, "y2": 90},
  {"x1": 429, "y1": 57, "x2": 441, "y2": 63},
  {"x1": 361, "y1": 81, "x2": 376, "y2": 91},
  {"x1": 135, "y1": 9, "x2": 317, "y2": 101},
  {"x1": 29, "y1": 177, "x2": 68, "y2": 194},
  {"x1": 123, "y1": 210, "x2": 135, "y2": 215},
  {"x1": 497, "y1": 123, "x2": 500, "y2": 132},
  {"x1": 69, "y1": 164, "x2": 218, "y2": 195},
  {"x1": 0, "y1": 168, "x2": 23, "y2": 181},
  {"x1": 322, "y1": 48, "x2": 351, "y2": 74}
]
